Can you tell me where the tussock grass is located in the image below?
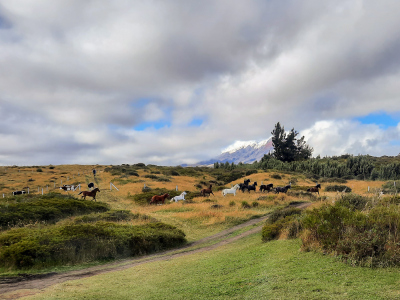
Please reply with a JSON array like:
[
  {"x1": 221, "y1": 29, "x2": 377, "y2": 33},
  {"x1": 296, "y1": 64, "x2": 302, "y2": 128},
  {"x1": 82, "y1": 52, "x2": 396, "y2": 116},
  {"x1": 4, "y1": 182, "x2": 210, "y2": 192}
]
[
  {"x1": 0, "y1": 193, "x2": 109, "y2": 229},
  {"x1": 0, "y1": 222, "x2": 186, "y2": 270}
]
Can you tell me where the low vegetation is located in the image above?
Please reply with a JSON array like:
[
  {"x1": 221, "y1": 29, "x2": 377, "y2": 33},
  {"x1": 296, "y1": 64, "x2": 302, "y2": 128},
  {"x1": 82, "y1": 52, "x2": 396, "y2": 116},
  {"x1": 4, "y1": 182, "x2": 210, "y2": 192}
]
[
  {"x1": 0, "y1": 193, "x2": 109, "y2": 229},
  {"x1": 0, "y1": 222, "x2": 186, "y2": 269}
]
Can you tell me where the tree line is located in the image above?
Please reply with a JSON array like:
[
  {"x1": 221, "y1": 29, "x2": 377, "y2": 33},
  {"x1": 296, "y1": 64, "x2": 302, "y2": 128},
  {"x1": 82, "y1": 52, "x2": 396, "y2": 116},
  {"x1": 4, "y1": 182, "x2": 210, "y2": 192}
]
[{"x1": 213, "y1": 122, "x2": 400, "y2": 180}]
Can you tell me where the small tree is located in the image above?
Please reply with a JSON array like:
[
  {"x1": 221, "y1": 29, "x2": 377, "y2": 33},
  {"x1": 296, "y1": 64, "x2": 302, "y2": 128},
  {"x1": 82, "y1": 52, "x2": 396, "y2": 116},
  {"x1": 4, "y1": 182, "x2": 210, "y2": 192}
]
[{"x1": 271, "y1": 122, "x2": 313, "y2": 162}]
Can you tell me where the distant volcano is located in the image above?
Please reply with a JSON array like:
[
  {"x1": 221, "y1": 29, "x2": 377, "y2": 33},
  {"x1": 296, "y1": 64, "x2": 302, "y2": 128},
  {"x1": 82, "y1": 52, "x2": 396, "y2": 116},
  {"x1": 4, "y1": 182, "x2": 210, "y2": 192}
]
[{"x1": 195, "y1": 138, "x2": 274, "y2": 166}]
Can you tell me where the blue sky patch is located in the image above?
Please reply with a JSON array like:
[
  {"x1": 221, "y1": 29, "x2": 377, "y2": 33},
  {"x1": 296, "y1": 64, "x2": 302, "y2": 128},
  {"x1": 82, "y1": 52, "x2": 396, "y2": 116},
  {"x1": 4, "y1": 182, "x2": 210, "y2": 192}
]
[
  {"x1": 130, "y1": 98, "x2": 151, "y2": 108},
  {"x1": 134, "y1": 120, "x2": 171, "y2": 131},
  {"x1": 355, "y1": 112, "x2": 400, "y2": 128},
  {"x1": 189, "y1": 118, "x2": 203, "y2": 127}
]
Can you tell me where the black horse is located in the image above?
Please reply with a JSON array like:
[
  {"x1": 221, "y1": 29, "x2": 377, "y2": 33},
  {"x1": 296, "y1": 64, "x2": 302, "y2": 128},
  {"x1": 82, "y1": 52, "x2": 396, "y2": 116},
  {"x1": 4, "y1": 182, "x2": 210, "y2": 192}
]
[
  {"x1": 238, "y1": 179, "x2": 251, "y2": 191},
  {"x1": 275, "y1": 185, "x2": 291, "y2": 194},
  {"x1": 242, "y1": 182, "x2": 257, "y2": 193},
  {"x1": 259, "y1": 183, "x2": 273, "y2": 193}
]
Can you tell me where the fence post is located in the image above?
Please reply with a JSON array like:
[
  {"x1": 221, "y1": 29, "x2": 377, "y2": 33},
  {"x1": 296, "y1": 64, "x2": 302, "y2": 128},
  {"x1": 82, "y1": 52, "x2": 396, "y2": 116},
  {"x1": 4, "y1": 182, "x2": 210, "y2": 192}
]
[
  {"x1": 176, "y1": 185, "x2": 178, "y2": 191},
  {"x1": 368, "y1": 186, "x2": 370, "y2": 192},
  {"x1": 110, "y1": 182, "x2": 112, "y2": 191},
  {"x1": 28, "y1": 188, "x2": 29, "y2": 194},
  {"x1": 38, "y1": 187, "x2": 40, "y2": 193},
  {"x1": 42, "y1": 188, "x2": 43, "y2": 195}
]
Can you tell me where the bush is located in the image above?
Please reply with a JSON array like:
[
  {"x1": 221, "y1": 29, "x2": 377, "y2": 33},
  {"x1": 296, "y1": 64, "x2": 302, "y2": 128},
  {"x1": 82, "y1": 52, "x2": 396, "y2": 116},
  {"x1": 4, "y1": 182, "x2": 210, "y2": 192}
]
[
  {"x1": 319, "y1": 177, "x2": 347, "y2": 184},
  {"x1": 325, "y1": 185, "x2": 352, "y2": 193},
  {"x1": 301, "y1": 202, "x2": 400, "y2": 267},
  {"x1": 0, "y1": 222, "x2": 186, "y2": 269},
  {"x1": 336, "y1": 194, "x2": 369, "y2": 211},
  {"x1": 270, "y1": 174, "x2": 282, "y2": 180},
  {"x1": 241, "y1": 201, "x2": 251, "y2": 209},
  {"x1": 0, "y1": 193, "x2": 110, "y2": 229},
  {"x1": 246, "y1": 170, "x2": 258, "y2": 176},
  {"x1": 262, "y1": 222, "x2": 282, "y2": 241},
  {"x1": 252, "y1": 201, "x2": 259, "y2": 207},
  {"x1": 144, "y1": 174, "x2": 159, "y2": 180},
  {"x1": 267, "y1": 207, "x2": 302, "y2": 224},
  {"x1": 36, "y1": 168, "x2": 43, "y2": 172},
  {"x1": 74, "y1": 210, "x2": 154, "y2": 223},
  {"x1": 216, "y1": 171, "x2": 246, "y2": 184},
  {"x1": 229, "y1": 201, "x2": 236, "y2": 207},
  {"x1": 155, "y1": 177, "x2": 171, "y2": 182}
]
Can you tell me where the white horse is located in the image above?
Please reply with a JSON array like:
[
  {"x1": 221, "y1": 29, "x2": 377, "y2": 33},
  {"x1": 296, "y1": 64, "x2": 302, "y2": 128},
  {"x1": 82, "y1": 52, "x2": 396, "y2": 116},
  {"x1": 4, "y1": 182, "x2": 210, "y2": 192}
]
[
  {"x1": 170, "y1": 191, "x2": 187, "y2": 202},
  {"x1": 222, "y1": 184, "x2": 240, "y2": 197}
]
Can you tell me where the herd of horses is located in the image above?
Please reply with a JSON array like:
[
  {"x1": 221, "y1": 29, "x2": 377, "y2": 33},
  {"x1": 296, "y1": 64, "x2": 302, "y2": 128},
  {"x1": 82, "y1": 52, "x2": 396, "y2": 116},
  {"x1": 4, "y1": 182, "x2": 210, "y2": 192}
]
[
  {"x1": 148, "y1": 180, "x2": 322, "y2": 204},
  {"x1": 36, "y1": 177, "x2": 321, "y2": 205}
]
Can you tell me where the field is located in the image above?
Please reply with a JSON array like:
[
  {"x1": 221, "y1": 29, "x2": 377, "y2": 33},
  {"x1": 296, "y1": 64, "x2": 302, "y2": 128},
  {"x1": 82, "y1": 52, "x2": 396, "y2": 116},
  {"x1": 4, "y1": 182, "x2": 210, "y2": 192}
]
[{"x1": 0, "y1": 164, "x2": 398, "y2": 299}]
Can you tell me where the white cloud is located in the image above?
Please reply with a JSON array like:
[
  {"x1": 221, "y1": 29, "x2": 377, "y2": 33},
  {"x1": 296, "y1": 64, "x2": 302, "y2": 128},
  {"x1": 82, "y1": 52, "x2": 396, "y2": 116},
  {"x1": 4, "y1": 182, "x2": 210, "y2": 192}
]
[
  {"x1": 302, "y1": 120, "x2": 400, "y2": 157},
  {"x1": 0, "y1": 0, "x2": 400, "y2": 165}
]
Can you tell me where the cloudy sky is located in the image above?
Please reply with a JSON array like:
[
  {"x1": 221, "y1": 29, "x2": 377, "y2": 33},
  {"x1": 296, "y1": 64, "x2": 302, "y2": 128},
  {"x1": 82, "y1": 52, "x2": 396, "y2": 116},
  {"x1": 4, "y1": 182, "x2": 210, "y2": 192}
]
[{"x1": 1, "y1": 0, "x2": 400, "y2": 166}]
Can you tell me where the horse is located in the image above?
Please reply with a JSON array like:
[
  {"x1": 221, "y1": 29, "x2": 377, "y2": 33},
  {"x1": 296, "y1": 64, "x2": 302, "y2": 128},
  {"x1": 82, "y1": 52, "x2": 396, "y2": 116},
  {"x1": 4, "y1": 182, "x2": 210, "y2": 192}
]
[
  {"x1": 170, "y1": 191, "x2": 187, "y2": 202},
  {"x1": 12, "y1": 190, "x2": 26, "y2": 196},
  {"x1": 259, "y1": 183, "x2": 273, "y2": 193},
  {"x1": 238, "y1": 179, "x2": 251, "y2": 191},
  {"x1": 222, "y1": 184, "x2": 240, "y2": 197},
  {"x1": 241, "y1": 182, "x2": 257, "y2": 193},
  {"x1": 60, "y1": 185, "x2": 76, "y2": 191},
  {"x1": 242, "y1": 181, "x2": 257, "y2": 193},
  {"x1": 150, "y1": 193, "x2": 170, "y2": 205},
  {"x1": 307, "y1": 183, "x2": 321, "y2": 195},
  {"x1": 78, "y1": 188, "x2": 100, "y2": 201},
  {"x1": 274, "y1": 185, "x2": 291, "y2": 194},
  {"x1": 201, "y1": 185, "x2": 214, "y2": 197}
]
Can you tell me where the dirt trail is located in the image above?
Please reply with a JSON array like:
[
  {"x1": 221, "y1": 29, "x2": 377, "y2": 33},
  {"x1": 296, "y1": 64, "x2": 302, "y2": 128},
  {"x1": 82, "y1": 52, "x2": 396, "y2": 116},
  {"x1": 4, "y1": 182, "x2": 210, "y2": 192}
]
[{"x1": 0, "y1": 202, "x2": 311, "y2": 299}]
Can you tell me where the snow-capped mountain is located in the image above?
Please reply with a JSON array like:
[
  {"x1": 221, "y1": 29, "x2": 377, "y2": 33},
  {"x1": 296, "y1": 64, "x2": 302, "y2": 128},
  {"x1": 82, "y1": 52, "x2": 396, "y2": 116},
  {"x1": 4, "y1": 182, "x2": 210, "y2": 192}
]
[{"x1": 195, "y1": 137, "x2": 274, "y2": 166}]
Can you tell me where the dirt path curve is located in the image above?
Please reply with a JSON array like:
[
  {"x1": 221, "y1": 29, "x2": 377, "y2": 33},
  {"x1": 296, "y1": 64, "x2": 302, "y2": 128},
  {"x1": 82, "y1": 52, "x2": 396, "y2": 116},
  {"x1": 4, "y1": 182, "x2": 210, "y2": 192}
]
[{"x1": 0, "y1": 202, "x2": 311, "y2": 299}]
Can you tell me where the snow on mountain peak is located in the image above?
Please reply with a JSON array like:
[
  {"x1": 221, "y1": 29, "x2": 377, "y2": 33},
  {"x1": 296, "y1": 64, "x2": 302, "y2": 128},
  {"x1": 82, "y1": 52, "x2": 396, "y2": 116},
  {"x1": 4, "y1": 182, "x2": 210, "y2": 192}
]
[{"x1": 221, "y1": 138, "x2": 272, "y2": 154}]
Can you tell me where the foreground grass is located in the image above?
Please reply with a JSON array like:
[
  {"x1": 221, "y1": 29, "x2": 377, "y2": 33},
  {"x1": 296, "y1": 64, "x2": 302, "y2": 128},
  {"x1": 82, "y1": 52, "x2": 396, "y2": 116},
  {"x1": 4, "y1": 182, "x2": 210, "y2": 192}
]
[{"x1": 22, "y1": 234, "x2": 400, "y2": 300}]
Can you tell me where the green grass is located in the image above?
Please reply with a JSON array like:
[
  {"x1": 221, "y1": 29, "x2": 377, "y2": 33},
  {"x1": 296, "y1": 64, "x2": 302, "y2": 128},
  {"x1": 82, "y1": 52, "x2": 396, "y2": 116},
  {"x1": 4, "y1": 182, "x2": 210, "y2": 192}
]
[{"x1": 24, "y1": 234, "x2": 400, "y2": 300}]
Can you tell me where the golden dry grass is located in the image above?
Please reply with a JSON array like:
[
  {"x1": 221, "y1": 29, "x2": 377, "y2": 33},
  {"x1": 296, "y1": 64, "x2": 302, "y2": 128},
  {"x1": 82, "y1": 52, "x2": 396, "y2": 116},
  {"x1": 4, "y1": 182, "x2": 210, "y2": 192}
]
[{"x1": 0, "y1": 164, "x2": 389, "y2": 240}]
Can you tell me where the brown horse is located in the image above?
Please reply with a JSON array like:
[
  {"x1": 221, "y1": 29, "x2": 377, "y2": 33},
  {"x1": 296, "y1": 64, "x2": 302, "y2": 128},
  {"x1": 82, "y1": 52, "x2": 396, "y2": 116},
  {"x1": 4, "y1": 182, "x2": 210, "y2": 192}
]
[
  {"x1": 307, "y1": 184, "x2": 321, "y2": 195},
  {"x1": 78, "y1": 188, "x2": 100, "y2": 201},
  {"x1": 150, "y1": 193, "x2": 169, "y2": 205},
  {"x1": 201, "y1": 184, "x2": 214, "y2": 197}
]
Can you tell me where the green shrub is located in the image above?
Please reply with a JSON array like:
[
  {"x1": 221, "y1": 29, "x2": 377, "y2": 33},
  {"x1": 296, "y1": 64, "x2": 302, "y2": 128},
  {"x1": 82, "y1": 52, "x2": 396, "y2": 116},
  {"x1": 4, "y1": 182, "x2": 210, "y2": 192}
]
[
  {"x1": 267, "y1": 207, "x2": 302, "y2": 224},
  {"x1": 216, "y1": 171, "x2": 246, "y2": 184},
  {"x1": 36, "y1": 168, "x2": 43, "y2": 172},
  {"x1": 74, "y1": 210, "x2": 154, "y2": 223},
  {"x1": 0, "y1": 222, "x2": 186, "y2": 269},
  {"x1": 229, "y1": 201, "x2": 236, "y2": 207},
  {"x1": 155, "y1": 177, "x2": 171, "y2": 182},
  {"x1": 262, "y1": 222, "x2": 282, "y2": 241},
  {"x1": 325, "y1": 185, "x2": 352, "y2": 193},
  {"x1": 320, "y1": 177, "x2": 347, "y2": 184},
  {"x1": 0, "y1": 193, "x2": 110, "y2": 229},
  {"x1": 144, "y1": 174, "x2": 159, "y2": 180},
  {"x1": 300, "y1": 202, "x2": 400, "y2": 266},
  {"x1": 336, "y1": 194, "x2": 369, "y2": 211},
  {"x1": 270, "y1": 174, "x2": 282, "y2": 180},
  {"x1": 252, "y1": 201, "x2": 259, "y2": 207},
  {"x1": 246, "y1": 170, "x2": 258, "y2": 176},
  {"x1": 241, "y1": 201, "x2": 251, "y2": 209}
]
